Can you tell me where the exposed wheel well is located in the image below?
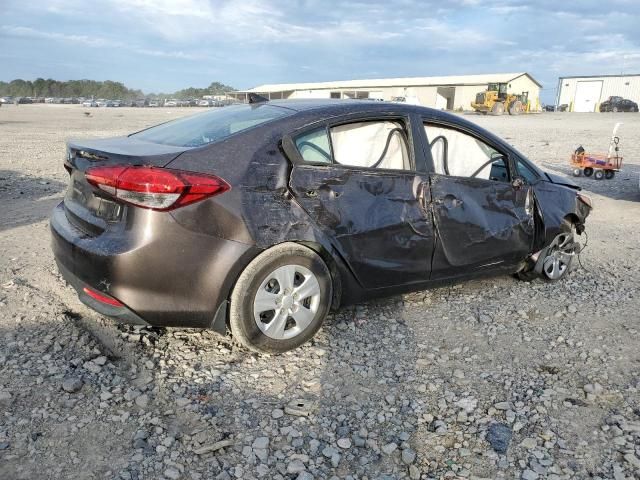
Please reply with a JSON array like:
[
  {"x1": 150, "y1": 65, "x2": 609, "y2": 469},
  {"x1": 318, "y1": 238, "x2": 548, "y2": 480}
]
[
  {"x1": 297, "y1": 241, "x2": 342, "y2": 310},
  {"x1": 563, "y1": 213, "x2": 582, "y2": 233}
]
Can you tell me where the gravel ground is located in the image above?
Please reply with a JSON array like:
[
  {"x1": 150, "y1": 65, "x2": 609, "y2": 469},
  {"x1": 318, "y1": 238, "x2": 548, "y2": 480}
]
[{"x1": 0, "y1": 104, "x2": 639, "y2": 480}]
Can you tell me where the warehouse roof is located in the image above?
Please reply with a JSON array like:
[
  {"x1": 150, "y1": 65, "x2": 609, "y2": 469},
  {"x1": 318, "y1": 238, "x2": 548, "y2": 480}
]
[
  {"x1": 242, "y1": 72, "x2": 541, "y2": 93},
  {"x1": 558, "y1": 73, "x2": 640, "y2": 79}
]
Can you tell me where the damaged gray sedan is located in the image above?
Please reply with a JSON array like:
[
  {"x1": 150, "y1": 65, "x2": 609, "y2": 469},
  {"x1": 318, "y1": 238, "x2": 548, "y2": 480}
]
[{"x1": 51, "y1": 98, "x2": 591, "y2": 353}]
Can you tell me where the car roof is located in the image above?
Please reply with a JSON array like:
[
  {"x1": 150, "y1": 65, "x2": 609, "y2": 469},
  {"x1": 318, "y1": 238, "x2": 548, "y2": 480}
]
[{"x1": 267, "y1": 98, "x2": 425, "y2": 113}]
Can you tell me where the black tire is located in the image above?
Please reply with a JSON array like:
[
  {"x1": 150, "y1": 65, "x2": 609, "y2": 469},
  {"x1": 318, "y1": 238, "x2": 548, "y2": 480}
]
[
  {"x1": 229, "y1": 242, "x2": 332, "y2": 354},
  {"x1": 491, "y1": 102, "x2": 504, "y2": 115},
  {"x1": 583, "y1": 167, "x2": 594, "y2": 177},
  {"x1": 508, "y1": 100, "x2": 523, "y2": 115},
  {"x1": 605, "y1": 170, "x2": 615, "y2": 179},
  {"x1": 594, "y1": 169, "x2": 605, "y2": 180},
  {"x1": 516, "y1": 267, "x2": 538, "y2": 282}
]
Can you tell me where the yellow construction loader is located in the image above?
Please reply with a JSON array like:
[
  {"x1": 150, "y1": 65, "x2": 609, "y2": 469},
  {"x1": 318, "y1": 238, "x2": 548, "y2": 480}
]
[{"x1": 471, "y1": 83, "x2": 528, "y2": 115}]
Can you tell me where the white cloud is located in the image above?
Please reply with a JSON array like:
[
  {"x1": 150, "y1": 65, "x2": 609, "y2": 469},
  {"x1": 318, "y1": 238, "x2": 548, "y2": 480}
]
[{"x1": 0, "y1": 24, "x2": 209, "y2": 60}]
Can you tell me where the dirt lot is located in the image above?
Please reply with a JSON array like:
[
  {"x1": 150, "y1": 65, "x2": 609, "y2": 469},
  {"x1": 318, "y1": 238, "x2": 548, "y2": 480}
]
[{"x1": 1, "y1": 104, "x2": 639, "y2": 480}]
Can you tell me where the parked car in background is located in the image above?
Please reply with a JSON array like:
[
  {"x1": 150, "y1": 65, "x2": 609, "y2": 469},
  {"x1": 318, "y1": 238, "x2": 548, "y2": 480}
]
[
  {"x1": 82, "y1": 100, "x2": 98, "y2": 107},
  {"x1": 148, "y1": 100, "x2": 160, "y2": 107},
  {"x1": 543, "y1": 104, "x2": 556, "y2": 112},
  {"x1": 391, "y1": 95, "x2": 421, "y2": 106},
  {"x1": 164, "y1": 99, "x2": 179, "y2": 107},
  {"x1": 599, "y1": 96, "x2": 638, "y2": 112},
  {"x1": 51, "y1": 99, "x2": 592, "y2": 353},
  {"x1": 0, "y1": 96, "x2": 13, "y2": 104},
  {"x1": 15, "y1": 97, "x2": 33, "y2": 104},
  {"x1": 134, "y1": 99, "x2": 148, "y2": 107},
  {"x1": 198, "y1": 99, "x2": 213, "y2": 107}
]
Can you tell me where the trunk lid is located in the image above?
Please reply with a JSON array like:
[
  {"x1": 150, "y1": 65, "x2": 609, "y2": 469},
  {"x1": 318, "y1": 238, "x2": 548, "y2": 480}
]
[{"x1": 64, "y1": 136, "x2": 193, "y2": 235}]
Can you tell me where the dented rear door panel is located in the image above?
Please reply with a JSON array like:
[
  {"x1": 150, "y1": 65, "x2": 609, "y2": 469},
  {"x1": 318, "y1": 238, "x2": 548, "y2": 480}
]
[
  {"x1": 289, "y1": 164, "x2": 435, "y2": 289},
  {"x1": 429, "y1": 174, "x2": 534, "y2": 278}
]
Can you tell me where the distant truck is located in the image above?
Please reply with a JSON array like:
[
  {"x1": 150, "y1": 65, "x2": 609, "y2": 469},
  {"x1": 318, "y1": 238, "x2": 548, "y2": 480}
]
[{"x1": 471, "y1": 82, "x2": 527, "y2": 115}]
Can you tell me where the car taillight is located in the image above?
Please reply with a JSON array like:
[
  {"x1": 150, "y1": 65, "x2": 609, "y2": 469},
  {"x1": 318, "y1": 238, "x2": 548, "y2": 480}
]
[{"x1": 84, "y1": 166, "x2": 230, "y2": 211}]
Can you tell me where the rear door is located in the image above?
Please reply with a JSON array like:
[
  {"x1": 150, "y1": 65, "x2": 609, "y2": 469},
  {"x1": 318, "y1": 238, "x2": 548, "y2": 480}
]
[
  {"x1": 422, "y1": 121, "x2": 535, "y2": 279},
  {"x1": 285, "y1": 115, "x2": 436, "y2": 289}
]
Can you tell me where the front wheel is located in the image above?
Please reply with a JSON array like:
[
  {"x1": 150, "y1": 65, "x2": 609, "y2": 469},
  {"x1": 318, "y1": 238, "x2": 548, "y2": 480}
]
[
  {"x1": 518, "y1": 222, "x2": 577, "y2": 282},
  {"x1": 229, "y1": 242, "x2": 333, "y2": 354},
  {"x1": 509, "y1": 100, "x2": 523, "y2": 115},
  {"x1": 541, "y1": 228, "x2": 576, "y2": 281},
  {"x1": 491, "y1": 102, "x2": 504, "y2": 115}
]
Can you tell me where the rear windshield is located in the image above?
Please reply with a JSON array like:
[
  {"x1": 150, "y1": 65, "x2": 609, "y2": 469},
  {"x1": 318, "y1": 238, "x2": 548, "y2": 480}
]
[{"x1": 132, "y1": 104, "x2": 294, "y2": 147}]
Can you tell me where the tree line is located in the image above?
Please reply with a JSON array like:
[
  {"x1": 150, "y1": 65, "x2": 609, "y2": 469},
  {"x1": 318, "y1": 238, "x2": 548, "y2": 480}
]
[{"x1": 0, "y1": 79, "x2": 236, "y2": 100}]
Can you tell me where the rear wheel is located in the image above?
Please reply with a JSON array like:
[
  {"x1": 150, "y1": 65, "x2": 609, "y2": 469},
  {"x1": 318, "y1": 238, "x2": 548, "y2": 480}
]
[
  {"x1": 605, "y1": 170, "x2": 615, "y2": 179},
  {"x1": 583, "y1": 167, "x2": 594, "y2": 177},
  {"x1": 491, "y1": 102, "x2": 504, "y2": 115},
  {"x1": 572, "y1": 168, "x2": 582, "y2": 177},
  {"x1": 594, "y1": 169, "x2": 605, "y2": 180},
  {"x1": 229, "y1": 242, "x2": 332, "y2": 354}
]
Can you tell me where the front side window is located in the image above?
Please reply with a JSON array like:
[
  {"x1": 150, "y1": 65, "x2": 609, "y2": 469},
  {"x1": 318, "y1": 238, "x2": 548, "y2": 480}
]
[
  {"x1": 424, "y1": 124, "x2": 509, "y2": 182},
  {"x1": 132, "y1": 104, "x2": 294, "y2": 147},
  {"x1": 516, "y1": 159, "x2": 539, "y2": 183}
]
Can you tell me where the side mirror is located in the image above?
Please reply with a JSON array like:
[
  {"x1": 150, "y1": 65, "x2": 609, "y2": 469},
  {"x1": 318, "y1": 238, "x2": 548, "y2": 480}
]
[{"x1": 512, "y1": 177, "x2": 525, "y2": 189}]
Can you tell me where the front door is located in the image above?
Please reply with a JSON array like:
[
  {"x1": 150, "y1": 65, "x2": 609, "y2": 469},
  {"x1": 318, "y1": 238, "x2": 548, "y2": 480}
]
[
  {"x1": 423, "y1": 122, "x2": 534, "y2": 278},
  {"x1": 286, "y1": 118, "x2": 435, "y2": 289}
]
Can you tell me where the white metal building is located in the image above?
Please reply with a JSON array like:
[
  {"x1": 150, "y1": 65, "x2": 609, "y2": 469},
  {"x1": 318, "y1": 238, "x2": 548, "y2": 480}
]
[
  {"x1": 556, "y1": 74, "x2": 640, "y2": 112},
  {"x1": 229, "y1": 73, "x2": 542, "y2": 111}
]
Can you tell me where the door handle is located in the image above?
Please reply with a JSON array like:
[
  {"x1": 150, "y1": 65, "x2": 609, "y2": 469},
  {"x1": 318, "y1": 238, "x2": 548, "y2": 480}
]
[{"x1": 437, "y1": 195, "x2": 464, "y2": 208}]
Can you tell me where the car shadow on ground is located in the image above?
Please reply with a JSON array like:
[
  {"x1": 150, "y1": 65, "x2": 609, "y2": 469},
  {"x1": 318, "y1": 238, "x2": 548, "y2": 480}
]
[
  {"x1": 0, "y1": 170, "x2": 67, "y2": 232},
  {"x1": 540, "y1": 162, "x2": 640, "y2": 202},
  {"x1": 95, "y1": 294, "x2": 428, "y2": 479}
]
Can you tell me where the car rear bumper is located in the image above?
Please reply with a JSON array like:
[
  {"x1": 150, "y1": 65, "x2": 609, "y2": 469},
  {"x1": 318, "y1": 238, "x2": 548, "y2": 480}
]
[
  {"x1": 51, "y1": 201, "x2": 258, "y2": 332},
  {"x1": 55, "y1": 258, "x2": 149, "y2": 325}
]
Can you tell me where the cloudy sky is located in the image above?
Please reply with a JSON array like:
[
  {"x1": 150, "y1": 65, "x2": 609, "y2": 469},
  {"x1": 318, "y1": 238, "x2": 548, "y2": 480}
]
[{"x1": 1, "y1": 0, "x2": 639, "y2": 101}]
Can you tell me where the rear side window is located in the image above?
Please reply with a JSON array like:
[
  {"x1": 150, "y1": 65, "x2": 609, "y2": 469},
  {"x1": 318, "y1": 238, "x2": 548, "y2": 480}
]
[
  {"x1": 295, "y1": 128, "x2": 332, "y2": 164},
  {"x1": 295, "y1": 120, "x2": 411, "y2": 171},
  {"x1": 331, "y1": 121, "x2": 410, "y2": 170},
  {"x1": 132, "y1": 104, "x2": 294, "y2": 147}
]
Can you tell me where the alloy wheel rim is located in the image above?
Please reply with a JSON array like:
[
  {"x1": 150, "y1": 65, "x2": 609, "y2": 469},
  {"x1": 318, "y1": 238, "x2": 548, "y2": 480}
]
[
  {"x1": 542, "y1": 233, "x2": 575, "y2": 280},
  {"x1": 253, "y1": 264, "x2": 321, "y2": 340}
]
